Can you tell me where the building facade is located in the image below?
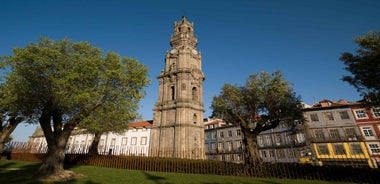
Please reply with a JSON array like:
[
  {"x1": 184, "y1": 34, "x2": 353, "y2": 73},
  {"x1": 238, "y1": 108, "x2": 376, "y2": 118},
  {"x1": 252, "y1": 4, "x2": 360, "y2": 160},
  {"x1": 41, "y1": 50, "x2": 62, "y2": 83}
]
[
  {"x1": 204, "y1": 119, "x2": 244, "y2": 163},
  {"x1": 28, "y1": 121, "x2": 153, "y2": 156},
  {"x1": 303, "y1": 100, "x2": 372, "y2": 167},
  {"x1": 150, "y1": 16, "x2": 206, "y2": 159},
  {"x1": 256, "y1": 120, "x2": 307, "y2": 163},
  {"x1": 351, "y1": 105, "x2": 380, "y2": 168}
]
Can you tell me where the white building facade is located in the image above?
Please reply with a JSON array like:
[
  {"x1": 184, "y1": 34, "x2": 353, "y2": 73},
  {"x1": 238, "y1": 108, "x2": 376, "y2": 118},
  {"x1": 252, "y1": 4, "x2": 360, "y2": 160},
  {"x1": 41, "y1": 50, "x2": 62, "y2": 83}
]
[{"x1": 28, "y1": 121, "x2": 153, "y2": 156}]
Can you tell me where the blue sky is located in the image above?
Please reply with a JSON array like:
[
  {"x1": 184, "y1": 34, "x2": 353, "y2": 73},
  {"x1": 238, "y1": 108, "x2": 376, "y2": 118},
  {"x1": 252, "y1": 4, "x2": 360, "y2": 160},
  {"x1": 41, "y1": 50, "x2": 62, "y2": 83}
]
[{"x1": 1, "y1": 0, "x2": 379, "y2": 142}]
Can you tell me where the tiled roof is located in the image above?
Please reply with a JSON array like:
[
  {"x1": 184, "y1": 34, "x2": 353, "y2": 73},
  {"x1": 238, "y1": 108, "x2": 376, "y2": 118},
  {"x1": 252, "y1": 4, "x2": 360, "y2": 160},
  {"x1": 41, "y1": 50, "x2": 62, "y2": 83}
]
[
  {"x1": 304, "y1": 99, "x2": 361, "y2": 110},
  {"x1": 204, "y1": 119, "x2": 224, "y2": 125},
  {"x1": 128, "y1": 120, "x2": 153, "y2": 127}
]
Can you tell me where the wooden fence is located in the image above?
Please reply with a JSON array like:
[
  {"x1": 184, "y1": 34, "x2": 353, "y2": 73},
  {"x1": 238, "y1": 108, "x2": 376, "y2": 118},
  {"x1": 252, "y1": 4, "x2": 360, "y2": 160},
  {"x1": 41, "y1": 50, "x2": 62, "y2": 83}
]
[{"x1": 4, "y1": 142, "x2": 380, "y2": 183}]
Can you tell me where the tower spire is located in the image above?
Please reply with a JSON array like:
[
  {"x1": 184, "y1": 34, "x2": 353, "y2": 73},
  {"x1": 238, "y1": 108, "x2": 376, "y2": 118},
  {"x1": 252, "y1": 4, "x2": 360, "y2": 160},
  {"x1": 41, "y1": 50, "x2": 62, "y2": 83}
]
[{"x1": 170, "y1": 16, "x2": 197, "y2": 49}]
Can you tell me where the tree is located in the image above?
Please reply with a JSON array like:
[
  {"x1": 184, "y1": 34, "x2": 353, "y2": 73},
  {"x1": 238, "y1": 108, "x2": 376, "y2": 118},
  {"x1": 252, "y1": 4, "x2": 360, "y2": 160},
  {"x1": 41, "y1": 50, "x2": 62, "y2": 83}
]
[
  {"x1": 79, "y1": 54, "x2": 149, "y2": 155},
  {"x1": 0, "y1": 38, "x2": 149, "y2": 180},
  {"x1": 340, "y1": 30, "x2": 380, "y2": 105},
  {"x1": 0, "y1": 61, "x2": 27, "y2": 156},
  {"x1": 210, "y1": 71, "x2": 303, "y2": 163},
  {"x1": 0, "y1": 114, "x2": 23, "y2": 156}
]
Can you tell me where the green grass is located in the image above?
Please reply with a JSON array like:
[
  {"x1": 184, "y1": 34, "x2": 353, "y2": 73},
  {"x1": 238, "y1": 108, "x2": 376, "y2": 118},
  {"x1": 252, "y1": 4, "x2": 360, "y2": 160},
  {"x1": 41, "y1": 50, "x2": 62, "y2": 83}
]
[{"x1": 0, "y1": 160, "x2": 352, "y2": 184}]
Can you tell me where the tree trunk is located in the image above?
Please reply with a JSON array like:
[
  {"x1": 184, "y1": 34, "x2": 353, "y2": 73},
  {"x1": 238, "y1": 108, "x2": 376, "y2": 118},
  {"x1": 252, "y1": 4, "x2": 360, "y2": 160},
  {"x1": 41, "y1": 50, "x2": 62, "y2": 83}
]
[
  {"x1": 0, "y1": 141, "x2": 4, "y2": 159},
  {"x1": 0, "y1": 116, "x2": 22, "y2": 157},
  {"x1": 33, "y1": 108, "x2": 75, "y2": 180},
  {"x1": 243, "y1": 131, "x2": 262, "y2": 164},
  {"x1": 241, "y1": 130, "x2": 264, "y2": 177},
  {"x1": 0, "y1": 132, "x2": 11, "y2": 158},
  {"x1": 34, "y1": 139, "x2": 66, "y2": 178},
  {"x1": 88, "y1": 133, "x2": 100, "y2": 155}
]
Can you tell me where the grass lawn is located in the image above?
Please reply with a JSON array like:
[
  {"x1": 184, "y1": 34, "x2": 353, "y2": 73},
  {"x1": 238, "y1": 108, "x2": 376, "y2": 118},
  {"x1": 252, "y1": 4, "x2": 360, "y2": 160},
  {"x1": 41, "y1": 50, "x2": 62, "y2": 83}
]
[{"x1": 0, "y1": 160, "x2": 352, "y2": 184}]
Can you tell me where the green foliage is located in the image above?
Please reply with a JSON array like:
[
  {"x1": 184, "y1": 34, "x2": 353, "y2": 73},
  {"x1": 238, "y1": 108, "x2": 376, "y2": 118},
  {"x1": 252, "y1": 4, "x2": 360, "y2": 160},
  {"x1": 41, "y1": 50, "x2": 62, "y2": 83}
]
[
  {"x1": 0, "y1": 37, "x2": 150, "y2": 135},
  {"x1": 211, "y1": 71, "x2": 303, "y2": 134},
  {"x1": 340, "y1": 30, "x2": 380, "y2": 105},
  {"x1": 210, "y1": 71, "x2": 302, "y2": 162}
]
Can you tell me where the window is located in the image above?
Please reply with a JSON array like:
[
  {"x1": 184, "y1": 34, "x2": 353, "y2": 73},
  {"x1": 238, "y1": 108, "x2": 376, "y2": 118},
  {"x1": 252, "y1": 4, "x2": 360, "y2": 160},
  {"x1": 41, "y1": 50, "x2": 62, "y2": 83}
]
[
  {"x1": 264, "y1": 135, "x2": 272, "y2": 146},
  {"x1": 193, "y1": 114, "x2": 197, "y2": 124},
  {"x1": 228, "y1": 130, "x2": 233, "y2": 137},
  {"x1": 369, "y1": 143, "x2": 380, "y2": 154},
  {"x1": 110, "y1": 138, "x2": 116, "y2": 147},
  {"x1": 236, "y1": 140, "x2": 242, "y2": 149},
  {"x1": 227, "y1": 141, "x2": 233, "y2": 151},
  {"x1": 323, "y1": 112, "x2": 334, "y2": 121},
  {"x1": 236, "y1": 154, "x2": 242, "y2": 162},
  {"x1": 362, "y1": 127, "x2": 375, "y2": 137},
  {"x1": 261, "y1": 150, "x2": 267, "y2": 158},
  {"x1": 372, "y1": 108, "x2": 380, "y2": 118},
  {"x1": 192, "y1": 87, "x2": 198, "y2": 101},
  {"x1": 212, "y1": 132, "x2": 217, "y2": 139},
  {"x1": 269, "y1": 150, "x2": 275, "y2": 158},
  {"x1": 310, "y1": 113, "x2": 319, "y2": 122},
  {"x1": 284, "y1": 133, "x2": 291, "y2": 144},
  {"x1": 219, "y1": 131, "x2": 224, "y2": 138},
  {"x1": 171, "y1": 86, "x2": 175, "y2": 100},
  {"x1": 314, "y1": 129, "x2": 325, "y2": 140},
  {"x1": 131, "y1": 137, "x2": 137, "y2": 145},
  {"x1": 121, "y1": 137, "x2": 127, "y2": 146},
  {"x1": 99, "y1": 139, "x2": 105, "y2": 150},
  {"x1": 317, "y1": 144, "x2": 329, "y2": 155},
  {"x1": 355, "y1": 109, "x2": 368, "y2": 119},
  {"x1": 344, "y1": 128, "x2": 357, "y2": 138},
  {"x1": 350, "y1": 143, "x2": 363, "y2": 154},
  {"x1": 211, "y1": 143, "x2": 217, "y2": 150},
  {"x1": 329, "y1": 129, "x2": 340, "y2": 140},
  {"x1": 205, "y1": 133, "x2": 210, "y2": 140},
  {"x1": 140, "y1": 137, "x2": 147, "y2": 145},
  {"x1": 288, "y1": 149, "x2": 296, "y2": 158},
  {"x1": 333, "y1": 144, "x2": 346, "y2": 155},
  {"x1": 210, "y1": 125, "x2": 214, "y2": 129},
  {"x1": 217, "y1": 142, "x2": 224, "y2": 151},
  {"x1": 257, "y1": 136, "x2": 264, "y2": 147},
  {"x1": 339, "y1": 111, "x2": 350, "y2": 120},
  {"x1": 276, "y1": 149, "x2": 285, "y2": 158},
  {"x1": 236, "y1": 129, "x2": 241, "y2": 136},
  {"x1": 275, "y1": 134, "x2": 281, "y2": 145},
  {"x1": 297, "y1": 132, "x2": 306, "y2": 143}
]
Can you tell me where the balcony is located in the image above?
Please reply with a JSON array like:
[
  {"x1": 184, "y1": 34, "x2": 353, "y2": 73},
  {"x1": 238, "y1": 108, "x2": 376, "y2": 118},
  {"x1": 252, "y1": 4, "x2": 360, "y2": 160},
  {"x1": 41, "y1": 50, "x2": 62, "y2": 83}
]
[
  {"x1": 205, "y1": 147, "x2": 244, "y2": 155},
  {"x1": 309, "y1": 135, "x2": 364, "y2": 143},
  {"x1": 258, "y1": 141, "x2": 307, "y2": 149}
]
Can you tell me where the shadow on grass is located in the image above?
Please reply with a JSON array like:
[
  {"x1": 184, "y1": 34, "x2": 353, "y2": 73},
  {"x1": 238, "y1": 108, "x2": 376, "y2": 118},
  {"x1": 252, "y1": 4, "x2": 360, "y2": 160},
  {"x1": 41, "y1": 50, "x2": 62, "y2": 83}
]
[
  {"x1": 0, "y1": 160, "x2": 42, "y2": 184},
  {"x1": 142, "y1": 171, "x2": 173, "y2": 184},
  {"x1": 0, "y1": 161, "x2": 102, "y2": 184}
]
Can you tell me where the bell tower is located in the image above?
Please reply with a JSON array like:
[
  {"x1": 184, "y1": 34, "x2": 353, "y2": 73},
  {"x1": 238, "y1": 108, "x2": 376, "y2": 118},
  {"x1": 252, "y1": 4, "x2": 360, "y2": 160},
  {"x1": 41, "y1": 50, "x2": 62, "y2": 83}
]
[{"x1": 150, "y1": 16, "x2": 205, "y2": 159}]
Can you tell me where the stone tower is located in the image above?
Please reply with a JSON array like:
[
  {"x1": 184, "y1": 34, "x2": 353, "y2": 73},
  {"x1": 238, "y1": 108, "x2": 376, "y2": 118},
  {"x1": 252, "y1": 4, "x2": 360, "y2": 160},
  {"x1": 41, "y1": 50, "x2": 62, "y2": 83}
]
[{"x1": 150, "y1": 16, "x2": 205, "y2": 159}]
